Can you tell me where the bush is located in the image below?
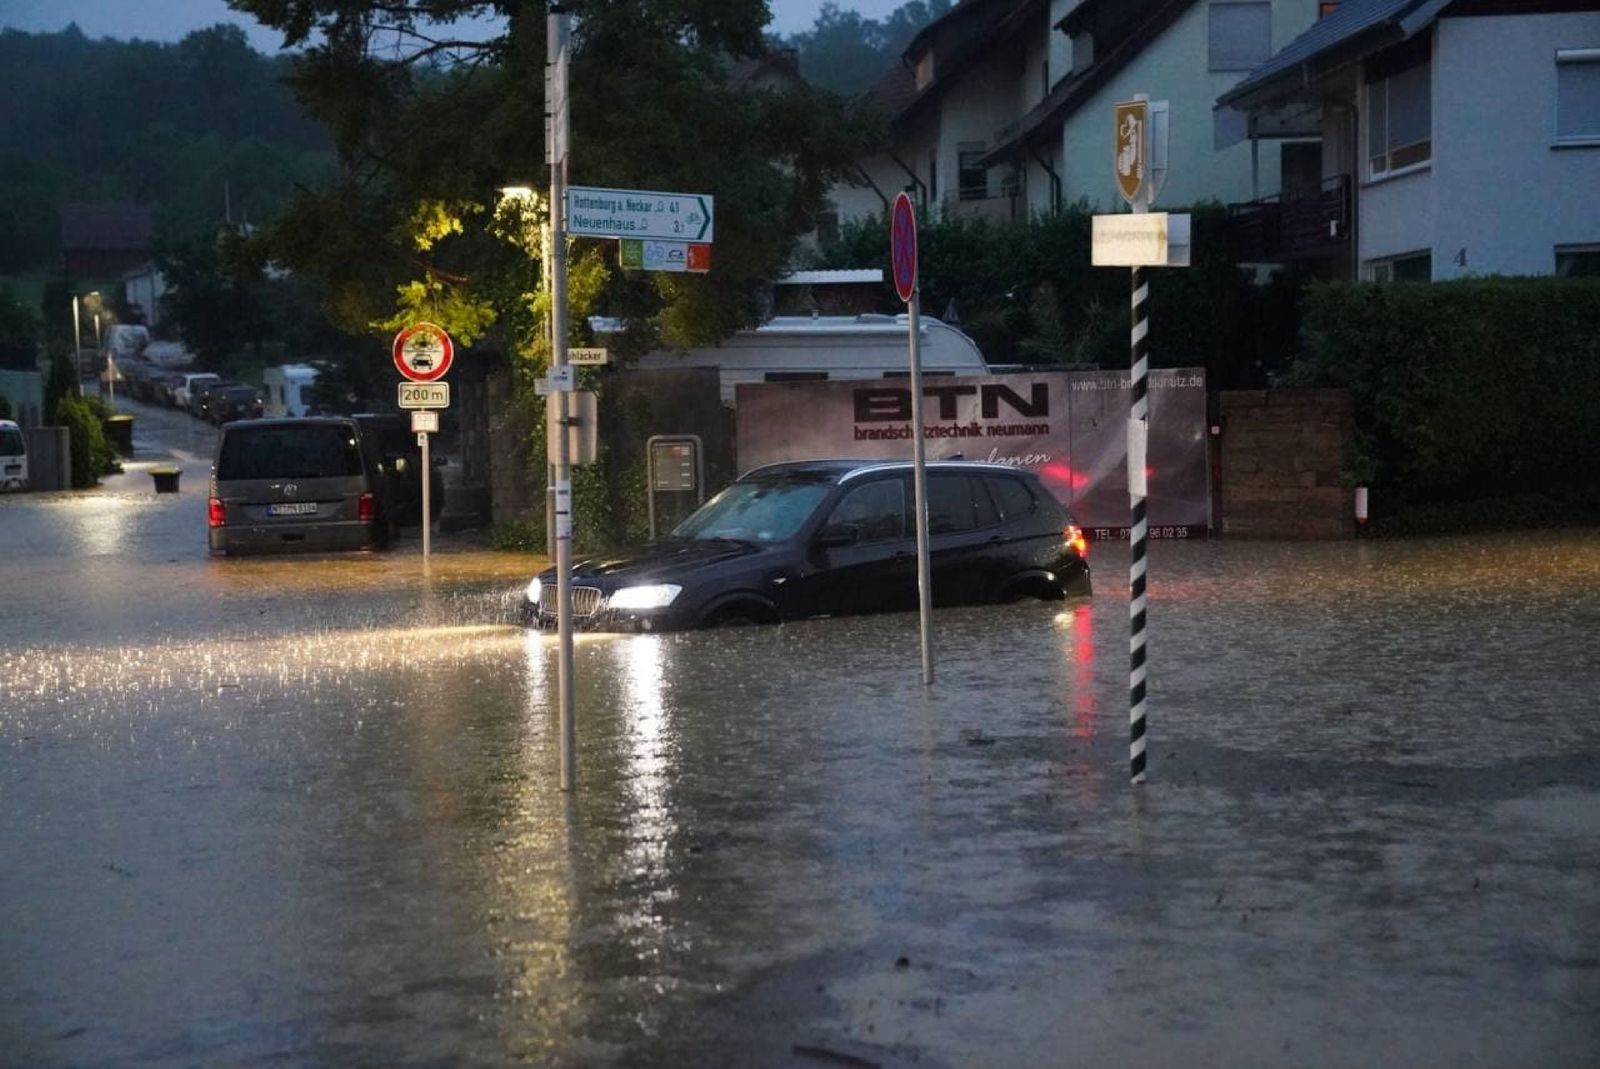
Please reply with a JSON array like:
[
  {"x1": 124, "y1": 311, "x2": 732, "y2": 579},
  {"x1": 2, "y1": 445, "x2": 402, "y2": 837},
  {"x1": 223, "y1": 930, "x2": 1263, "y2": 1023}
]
[
  {"x1": 53, "y1": 394, "x2": 115, "y2": 488},
  {"x1": 1291, "y1": 277, "x2": 1600, "y2": 524}
]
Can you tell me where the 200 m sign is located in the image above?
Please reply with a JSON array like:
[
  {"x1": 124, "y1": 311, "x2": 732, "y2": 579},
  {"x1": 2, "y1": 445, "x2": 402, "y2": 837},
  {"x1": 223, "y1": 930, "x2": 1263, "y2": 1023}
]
[{"x1": 398, "y1": 382, "x2": 450, "y2": 409}]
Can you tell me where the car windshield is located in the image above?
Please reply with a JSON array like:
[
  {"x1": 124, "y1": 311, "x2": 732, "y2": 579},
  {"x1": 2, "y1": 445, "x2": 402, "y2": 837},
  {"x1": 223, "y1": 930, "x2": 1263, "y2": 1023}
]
[
  {"x1": 216, "y1": 425, "x2": 364, "y2": 480},
  {"x1": 671, "y1": 479, "x2": 830, "y2": 543}
]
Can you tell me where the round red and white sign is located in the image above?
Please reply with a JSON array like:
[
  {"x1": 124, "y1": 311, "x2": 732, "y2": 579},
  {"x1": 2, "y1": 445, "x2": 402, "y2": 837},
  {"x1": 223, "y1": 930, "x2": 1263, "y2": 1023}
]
[{"x1": 393, "y1": 322, "x2": 454, "y2": 382}]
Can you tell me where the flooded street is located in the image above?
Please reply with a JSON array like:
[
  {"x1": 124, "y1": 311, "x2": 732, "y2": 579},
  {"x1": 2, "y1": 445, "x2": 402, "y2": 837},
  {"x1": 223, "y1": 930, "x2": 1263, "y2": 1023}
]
[{"x1": 2, "y1": 400, "x2": 1598, "y2": 1067}]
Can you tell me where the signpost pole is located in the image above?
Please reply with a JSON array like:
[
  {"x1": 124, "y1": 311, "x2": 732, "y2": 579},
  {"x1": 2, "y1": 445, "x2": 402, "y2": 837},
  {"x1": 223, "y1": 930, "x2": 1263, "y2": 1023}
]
[
  {"x1": 891, "y1": 191, "x2": 933, "y2": 686},
  {"x1": 908, "y1": 289, "x2": 933, "y2": 686},
  {"x1": 420, "y1": 428, "x2": 432, "y2": 567},
  {"x1": 549, "y1": 5, "x2": 577, "y2": 792}
]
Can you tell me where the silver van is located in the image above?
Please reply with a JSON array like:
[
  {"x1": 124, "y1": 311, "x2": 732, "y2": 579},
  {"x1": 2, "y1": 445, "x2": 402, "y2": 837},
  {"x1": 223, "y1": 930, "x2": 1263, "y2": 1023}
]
[
  {"x1": 208, "y1": 418, "x2": 390, "y2": 555},
  {"x1": 0, "y1": 420, "x2": 26, "y2": 491}
]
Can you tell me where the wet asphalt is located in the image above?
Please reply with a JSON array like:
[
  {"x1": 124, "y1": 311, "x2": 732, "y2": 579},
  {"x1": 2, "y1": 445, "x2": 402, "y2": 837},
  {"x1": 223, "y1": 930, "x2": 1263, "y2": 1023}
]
[{"x1": 1, "y1": 398, "x2": 1597, "y2": 1067}]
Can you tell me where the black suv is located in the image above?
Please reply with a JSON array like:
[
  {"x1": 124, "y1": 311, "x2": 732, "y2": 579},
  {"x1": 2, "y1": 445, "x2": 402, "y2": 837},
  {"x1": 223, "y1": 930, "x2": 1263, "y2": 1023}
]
[
  {"x1": 523, "y1": 459, "x2": 1091, "y2": 631},
  {"x1": 351, "y1": 413, "x2": 445, "y2": 526}
]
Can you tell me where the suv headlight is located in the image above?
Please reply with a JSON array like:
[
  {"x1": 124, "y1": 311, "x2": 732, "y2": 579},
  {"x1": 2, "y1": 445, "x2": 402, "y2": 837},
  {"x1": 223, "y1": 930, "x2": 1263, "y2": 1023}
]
[
  {"x1": 525, "y1": 577, "x2": 543, "y2": 603},
  {"x1": 607, "y1": 584, "x2": 682, "y2": 610}
]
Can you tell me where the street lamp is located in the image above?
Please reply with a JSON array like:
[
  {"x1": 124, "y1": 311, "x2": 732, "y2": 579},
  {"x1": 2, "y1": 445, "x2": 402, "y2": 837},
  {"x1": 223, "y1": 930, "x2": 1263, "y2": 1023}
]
[{"x1": 69, "y1": 290, "x2": 101, "y2": 398}]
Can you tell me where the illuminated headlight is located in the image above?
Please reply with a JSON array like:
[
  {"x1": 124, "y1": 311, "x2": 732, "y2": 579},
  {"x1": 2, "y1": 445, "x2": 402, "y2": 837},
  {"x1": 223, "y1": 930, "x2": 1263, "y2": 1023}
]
[
  {"x1": 525, "y1": 577, "x2": 543, "y2": 603},
  {"x1": 607, "y1": 584, "x2": 682, "y2": 610}
]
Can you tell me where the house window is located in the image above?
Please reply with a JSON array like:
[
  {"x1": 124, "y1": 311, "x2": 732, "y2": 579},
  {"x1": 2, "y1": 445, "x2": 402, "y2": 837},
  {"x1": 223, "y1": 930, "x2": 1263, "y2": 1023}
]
[
  {"x1": 1209, "y1": 3, "x2": 1271, "y2": 73},
  {"x1": 1367, "y1": 251, "x2": 1431, "y2": 282},
  {"x1": 914, "y1": 50, "x2": 934, "y2": 91},
  {"x1": 958, "y1": 145, "x2": 988, "y2": 201},
  {"x1": 1556, "y1": 243, "x2": 1600, "y2": 277},
  {"x1": 1367, "y1": 57, "x2": 1431, "y2": 177},
  {"x1": 1319, "y1": 2, "x2": 1341, "y2": 16},
  {"x1": 1556, "y1": 49, "x2": 1600, "y2": 143}
]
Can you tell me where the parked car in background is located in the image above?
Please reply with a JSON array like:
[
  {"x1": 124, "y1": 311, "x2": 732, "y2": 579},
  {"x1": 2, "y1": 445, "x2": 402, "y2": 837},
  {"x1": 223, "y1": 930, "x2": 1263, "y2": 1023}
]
[
  {"x1": 351, "y1": 413, "x2": 444, "y2": 525},
  {"x1": 174, "y1": 372, "x2": 222, "y2": 412},
  {"x1": 522, "y1": 459, "x2": 1091, "y2": 631},
  {"x1": 193, "y1": 380, "x2": 241, "y2": 422},
  {"x1": 210, "y1": 385, "x2": 264, "y2": 424},
  {"x1": 149, "y1": 370, "x2": 186, "y2": 407},
  {"x1": 208, "y1": 417, "x2": 392, "y2": 556},
  {"x1": 0, "y1": 419, "x2": 27, "y2": 491}
]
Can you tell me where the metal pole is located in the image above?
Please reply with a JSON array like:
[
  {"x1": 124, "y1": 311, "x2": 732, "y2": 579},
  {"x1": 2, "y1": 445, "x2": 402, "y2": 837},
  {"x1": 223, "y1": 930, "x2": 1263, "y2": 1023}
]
[
  {"x1": 549, "y1": 7, "x2": 576, "y2": 792},
  {"x1": 1129, "y1": 265, "x2": 1150, "y2": 784},
  {"x1": 420, "y1": 430, "x2": 432, "y2": 567},
  {"x1": 907, "y1": 292, "x2": 933, "y2": 685},
  {"x1": 70, "y1": 295, "x2": 82, "y2": 396},
  {"x1": 97, "y1": 314, "x2": 112, "y2": 405}
]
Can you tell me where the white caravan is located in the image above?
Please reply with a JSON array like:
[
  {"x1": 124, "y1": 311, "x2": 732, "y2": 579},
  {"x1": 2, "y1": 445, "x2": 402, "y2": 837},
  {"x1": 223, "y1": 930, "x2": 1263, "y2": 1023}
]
[
  {"x1": 623, "y1": 314, "x2": 990, "y2": 404},
  {"x1": 263, "y1": 364, "x2": 319, "y2": 417}
]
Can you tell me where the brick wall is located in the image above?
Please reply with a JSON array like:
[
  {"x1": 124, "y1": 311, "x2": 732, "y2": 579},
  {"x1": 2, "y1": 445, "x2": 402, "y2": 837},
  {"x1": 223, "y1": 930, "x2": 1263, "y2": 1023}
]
[{"x1": 1218, "y1": 389, "x2": 1354, "y2": 539}]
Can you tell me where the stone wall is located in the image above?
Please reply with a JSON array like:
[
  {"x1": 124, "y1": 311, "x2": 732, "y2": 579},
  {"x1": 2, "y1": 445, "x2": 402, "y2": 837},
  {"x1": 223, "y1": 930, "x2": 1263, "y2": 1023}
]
[{"x1": 1218, "y1": 389, "x2": 1354, "y2": 539}]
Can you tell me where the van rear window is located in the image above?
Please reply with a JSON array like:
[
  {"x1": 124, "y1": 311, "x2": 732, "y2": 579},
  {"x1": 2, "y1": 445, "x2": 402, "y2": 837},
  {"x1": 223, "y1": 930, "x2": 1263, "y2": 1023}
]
[
  {"x1": 0, "y1": 428, "x2": 23, "y2": 456},
  {"x1": 217, "y1": 425, "x2": 363, "y2": 480}
]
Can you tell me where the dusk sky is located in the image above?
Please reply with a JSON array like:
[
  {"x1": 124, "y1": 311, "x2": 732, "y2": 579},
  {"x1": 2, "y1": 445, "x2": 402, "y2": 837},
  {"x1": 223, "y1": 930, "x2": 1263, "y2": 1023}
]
[{"x1": 0, "y1": 0, "x2": 911, "y2": 48}]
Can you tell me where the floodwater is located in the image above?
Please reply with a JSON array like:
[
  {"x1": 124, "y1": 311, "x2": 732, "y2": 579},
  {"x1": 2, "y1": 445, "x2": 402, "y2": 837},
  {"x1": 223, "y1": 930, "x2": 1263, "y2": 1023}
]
[{"x1": 1, "y1": 399, "x2": 1597, "y2": 1067}]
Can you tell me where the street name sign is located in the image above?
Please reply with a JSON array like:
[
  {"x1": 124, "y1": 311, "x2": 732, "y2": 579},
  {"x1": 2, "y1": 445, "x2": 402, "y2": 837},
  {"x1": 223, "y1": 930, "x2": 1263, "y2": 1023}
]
[
  {"x1": 569, "y1": 347, "x2": 610, "y2": 366},
  {"x1": 393, "y1": 322, "x2": 453, "y2": 382},
  {"x1": 619, "y1": 239, "x2": 711, "y2": 273},
  {"x1": 398, "y1": 381, "x2": 450, "y2": 409},
  {"x1": 1091, "y1": 212, "x2": 1191, "y2": 267},
  {"x1": 567, "y1": 186, "x2": 713, "y2": 242}
]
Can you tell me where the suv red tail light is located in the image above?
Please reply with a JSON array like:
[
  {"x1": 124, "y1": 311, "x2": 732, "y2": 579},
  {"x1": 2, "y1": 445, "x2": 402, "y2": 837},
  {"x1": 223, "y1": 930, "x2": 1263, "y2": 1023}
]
[
  {"x1": 208, "y1": 497, "x2": 225, "y2": 527},
  {"x1": 1064, "y1": 524, "x2": 1088, "y2": 557},
  {"x1": 358, "y1": 492, "x2": 376, "y2": 524}
]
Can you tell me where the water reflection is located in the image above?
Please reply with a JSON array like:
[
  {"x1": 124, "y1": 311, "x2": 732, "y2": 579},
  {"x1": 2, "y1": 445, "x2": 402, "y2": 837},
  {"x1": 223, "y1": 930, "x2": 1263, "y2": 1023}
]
[{"x1": 610, "y1": 635, "x2": 679, "y2": 901}]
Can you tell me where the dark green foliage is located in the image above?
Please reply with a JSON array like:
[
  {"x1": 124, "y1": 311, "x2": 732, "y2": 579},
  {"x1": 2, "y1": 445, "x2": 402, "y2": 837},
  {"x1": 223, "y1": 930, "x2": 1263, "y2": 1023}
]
[
  {"x1": 0, "y1": 395, "x2": 11, "y2": 420},
  {"x1": 0, "y1": 285, "x2": 40, "y2": 364},
  {"x1": 1291, "y1": 278, "x2": 1600, "y2": 525},
  {"x1": 0, "y1": 25, "x2": 332, "y2": 248},
  {"x1": 229, "y1": 0, "x2": 880, "y2": 361},
  {"x1": 53, "y1": 394, "x2": 114, "y2": 488},
  {"x1": 818, "y1": 202, "x2": 1306, "y2": 388}
]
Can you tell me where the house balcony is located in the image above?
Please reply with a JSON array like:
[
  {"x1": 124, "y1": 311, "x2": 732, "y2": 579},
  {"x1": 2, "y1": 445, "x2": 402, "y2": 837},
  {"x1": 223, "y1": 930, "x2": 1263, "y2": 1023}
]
[
  {"x1": 1227, "y1": 175, "x2": 1351, "y2": 263},
  {"x1": 944, "y1": 184, "x2": 1024, "y2": 223}
]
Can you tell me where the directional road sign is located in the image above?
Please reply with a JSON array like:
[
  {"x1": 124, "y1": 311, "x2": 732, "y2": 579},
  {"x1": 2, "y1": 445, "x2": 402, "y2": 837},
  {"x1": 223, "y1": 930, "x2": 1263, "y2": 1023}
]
[
  {"x1": 393, "y1": 322, "x2": 453, "y2": 382},
  {"x1": 567, "y1": 186, "x2": 713, "y2": 242}
]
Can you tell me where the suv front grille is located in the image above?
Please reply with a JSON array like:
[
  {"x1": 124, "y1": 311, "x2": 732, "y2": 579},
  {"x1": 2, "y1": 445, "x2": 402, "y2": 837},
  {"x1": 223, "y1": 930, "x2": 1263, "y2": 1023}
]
[{"x1": 540, "y1": 585, "x2": 604, "y2": 617}]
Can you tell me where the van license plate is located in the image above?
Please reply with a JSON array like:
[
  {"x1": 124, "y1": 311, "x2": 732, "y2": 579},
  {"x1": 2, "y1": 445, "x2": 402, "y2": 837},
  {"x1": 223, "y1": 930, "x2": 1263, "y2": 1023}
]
[
  {"x1": 268, "y1": 502, "x2": 317, "y2": 516},
  {"x1": 3, "y1": 464, "x2": 18, "y2": 473}
]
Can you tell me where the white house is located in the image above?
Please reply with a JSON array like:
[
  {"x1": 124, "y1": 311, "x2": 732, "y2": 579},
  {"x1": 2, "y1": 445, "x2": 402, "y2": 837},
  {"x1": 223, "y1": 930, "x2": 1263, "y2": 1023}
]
[
  {"x1": 831, "y1": 0, "x2": 1320, "y2": 226},
  {"x1": 1215, "y1": 0, "x2": 1600, "y2": 279}
]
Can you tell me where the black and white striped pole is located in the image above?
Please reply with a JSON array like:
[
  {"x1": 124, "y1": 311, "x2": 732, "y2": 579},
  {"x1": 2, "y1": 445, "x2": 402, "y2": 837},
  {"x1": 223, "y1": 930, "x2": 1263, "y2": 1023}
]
[
  {"x1": 1095, "y1": 94, "x2": 1181, "y2": 784},
  {"x1": 1129, "y1": 267, "x2": 1150, "y2": 783}
]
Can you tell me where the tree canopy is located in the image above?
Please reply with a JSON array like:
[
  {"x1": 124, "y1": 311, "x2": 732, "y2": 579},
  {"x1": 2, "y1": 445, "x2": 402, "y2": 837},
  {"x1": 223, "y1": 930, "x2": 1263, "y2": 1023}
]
[
  {"x1": 779, "y1": 1, "x2": 952, "y2": 95},
  {"x1": 226, "y1": 0, "x2": 880, "y2": 361}
]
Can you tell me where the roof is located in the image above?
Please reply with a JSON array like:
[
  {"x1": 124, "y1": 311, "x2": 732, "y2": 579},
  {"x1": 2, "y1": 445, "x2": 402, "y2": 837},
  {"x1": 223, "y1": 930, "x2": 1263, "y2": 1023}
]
[
  {"x1": 776, "y1": 270, "x2": 884, "y2": 285},
  {"x1": 740, "y1": 458, "x2": 1027, "y2": 483},
  {"x1": 878, "y1": 0, "x2": 1042, "y2": 129},
  {"x1": 1217, "y1": 0, "x2": 1450, "y2": 108},
  {"x1": 980, "y1": 0, "x2": 1198, "y2": 167}
]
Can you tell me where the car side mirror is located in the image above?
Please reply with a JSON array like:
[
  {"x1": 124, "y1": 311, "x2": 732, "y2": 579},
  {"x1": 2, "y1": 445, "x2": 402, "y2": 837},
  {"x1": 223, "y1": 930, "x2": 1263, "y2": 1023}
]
[{"x1": 815, "y1": 522, "x2": 860, "y2": 548}]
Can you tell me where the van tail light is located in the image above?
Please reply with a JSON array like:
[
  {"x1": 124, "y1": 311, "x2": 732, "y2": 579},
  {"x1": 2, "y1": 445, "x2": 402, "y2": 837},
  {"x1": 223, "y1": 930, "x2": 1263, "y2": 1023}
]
[
  {"x1": 1065, "y1": 524, "x2": 1088, "y2": 557},
  {"x1": 208, "y1": 497, "x2": 225, "y2": 527},
  {"x1": 358, "y1": 492, "x2": 376, "y2": 524}
]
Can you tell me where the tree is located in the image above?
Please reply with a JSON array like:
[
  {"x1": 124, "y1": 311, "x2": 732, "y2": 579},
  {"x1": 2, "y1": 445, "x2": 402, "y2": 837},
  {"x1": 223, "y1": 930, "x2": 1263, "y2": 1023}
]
[
  {"x1": 784, "y1": 0, "x2": 952, "y2": 95},
  {"x1": 226, "y1": 0, "x2": 879, "y2": 366}
]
